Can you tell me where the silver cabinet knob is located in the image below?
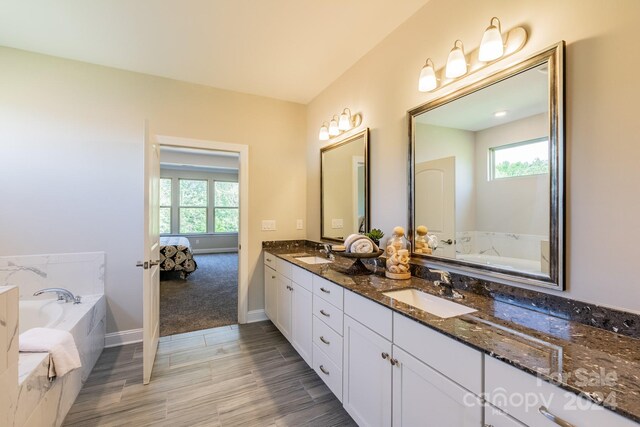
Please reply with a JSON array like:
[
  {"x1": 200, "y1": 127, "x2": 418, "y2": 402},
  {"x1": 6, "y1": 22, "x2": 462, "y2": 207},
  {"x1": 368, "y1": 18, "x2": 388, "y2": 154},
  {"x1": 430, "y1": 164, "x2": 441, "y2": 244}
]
[{"x1": 381, "y1": 352, "x2": 389, "y2": 360}]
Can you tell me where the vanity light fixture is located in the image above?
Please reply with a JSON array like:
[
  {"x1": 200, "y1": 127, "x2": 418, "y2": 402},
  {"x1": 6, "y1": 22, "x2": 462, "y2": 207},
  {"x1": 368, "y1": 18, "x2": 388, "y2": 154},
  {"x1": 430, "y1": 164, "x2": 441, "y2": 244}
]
[
  {"x1": 494, "y1": 110, "x2": 507, "y2": 118},
  {"x1": 445, "y1": 40, "x2": 468, "y2": 78},
  {"x1": 416, "y1": 17, "x2": 527, "y2": 93},
  {"x1": 318, "y1": 108, "x2": 362, "y2": 140},
  {"x1": 338, "y1": 108, "x2": 353, "y2": 131},
  {"x1": 328, "y1": 115, "x2": 340, "y2": 136},
  {"x1": 478, "y1": 17, "x2": 504, "y2": 62},
  {"x1": 418, "y1": 58, "x2": 437, "y2": 92},
  {"x1": 319, "y1": 122, "x2": 330, "y2": 140}
]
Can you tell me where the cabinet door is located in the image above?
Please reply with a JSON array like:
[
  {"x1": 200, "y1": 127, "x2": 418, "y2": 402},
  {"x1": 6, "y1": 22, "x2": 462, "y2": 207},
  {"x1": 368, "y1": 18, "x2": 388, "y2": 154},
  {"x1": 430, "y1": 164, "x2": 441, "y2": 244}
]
[
  {"x1": 343, "y1": 315, "x2": 392, "y2": 427},
  {"x1": 264, "y1": 265, "x2": 277, "y2": 321},
  {"x1": 485, "y1": 404, "x2": 526, "y2": 427},
  {"x1": 392, "y1": 346, "x2": 482, "y2": 427},
  {"x1": 276, "y1": 274, "x2": 292, "y2": 339},
  {"x1": 291, "y1": 282, "x2": 312, "y2": 367}
]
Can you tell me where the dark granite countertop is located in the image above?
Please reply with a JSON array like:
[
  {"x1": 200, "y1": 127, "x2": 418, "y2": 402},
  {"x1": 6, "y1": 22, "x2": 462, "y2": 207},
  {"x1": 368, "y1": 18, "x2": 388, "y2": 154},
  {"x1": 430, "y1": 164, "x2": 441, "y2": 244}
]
[{"x1": 263, "y1": 244, "x2": 640, "y2": 424}]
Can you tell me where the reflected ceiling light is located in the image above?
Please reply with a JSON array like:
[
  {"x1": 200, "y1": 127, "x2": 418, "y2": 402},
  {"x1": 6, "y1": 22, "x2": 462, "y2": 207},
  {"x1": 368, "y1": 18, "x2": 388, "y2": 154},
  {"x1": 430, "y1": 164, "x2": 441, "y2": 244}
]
[
  {"x1": 328, "y1": 115, "x2": 340, "y2": 136},
  {"x1": 418, "y1": 58, "x2": 437, "y2": 92},
  {"x1": 445, "y1": 40, "x2": 467, "y2": 79},
  {"x1": 416, "y1": 17, "x2": 527, "y2": 94},
  {"x1": 318, "y1": 122, "x2": 330, "y2": 140},
  {"x1": 338, "y1": 108, "x2": 353, "y2": 131},
  {"x1": 494, "y1": 110, "x2": 507, "y2": 117},
  {"x1": 478, "y1": 17, "x2": 504, "y2": 62}
]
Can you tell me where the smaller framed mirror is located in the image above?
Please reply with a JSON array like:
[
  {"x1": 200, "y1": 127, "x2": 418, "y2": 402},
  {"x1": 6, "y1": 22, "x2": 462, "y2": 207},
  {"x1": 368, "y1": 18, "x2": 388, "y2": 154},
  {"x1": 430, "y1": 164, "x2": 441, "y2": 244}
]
[{"x1": 321, "y1": 128, "x2": 369, "y2": 242}]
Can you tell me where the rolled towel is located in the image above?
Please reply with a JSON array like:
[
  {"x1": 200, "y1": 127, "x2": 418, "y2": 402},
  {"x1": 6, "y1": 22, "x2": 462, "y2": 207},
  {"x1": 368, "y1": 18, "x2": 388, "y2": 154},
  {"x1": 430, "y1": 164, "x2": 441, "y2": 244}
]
[
  {"x1": 343, "y1": 234, "x2": 362, "y2": 251},
  {"x1": 352, "y1": 239, "x2": 373, "y2": 253},
  {"x1": 20, "y1": 327, "x2": 82, "y2": 379}
]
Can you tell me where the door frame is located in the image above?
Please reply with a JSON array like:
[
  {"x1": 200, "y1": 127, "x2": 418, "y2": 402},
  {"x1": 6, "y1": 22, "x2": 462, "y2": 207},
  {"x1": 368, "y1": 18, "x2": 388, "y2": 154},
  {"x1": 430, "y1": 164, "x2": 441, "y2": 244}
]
[{"x1": 156, "y1": 134, "x2": 250, "y2": 324}]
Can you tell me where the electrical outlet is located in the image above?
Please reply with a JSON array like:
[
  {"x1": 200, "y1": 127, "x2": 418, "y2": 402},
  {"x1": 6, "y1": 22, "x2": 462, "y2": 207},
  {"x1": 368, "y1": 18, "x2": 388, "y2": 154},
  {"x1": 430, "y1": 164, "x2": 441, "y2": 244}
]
[
  {"x1": 331, "y1": 219, "x2": 344, "y2": 229},
  {"x1": 296, "y1": 219, "x2": 303, "y2": 230},
  {"x1": 195, "y1": 239, "x2": 200, "y2": 244},
  {"x1": 261, "y1": 220, "x2": 276, "y2": 231}
]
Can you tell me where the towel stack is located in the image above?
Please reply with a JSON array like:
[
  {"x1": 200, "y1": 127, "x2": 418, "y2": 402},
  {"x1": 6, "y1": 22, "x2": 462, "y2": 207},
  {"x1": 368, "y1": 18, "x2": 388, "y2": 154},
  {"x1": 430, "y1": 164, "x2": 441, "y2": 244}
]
[{"x1": 344, "y1": 234, "x2": 379, "y2": 254}]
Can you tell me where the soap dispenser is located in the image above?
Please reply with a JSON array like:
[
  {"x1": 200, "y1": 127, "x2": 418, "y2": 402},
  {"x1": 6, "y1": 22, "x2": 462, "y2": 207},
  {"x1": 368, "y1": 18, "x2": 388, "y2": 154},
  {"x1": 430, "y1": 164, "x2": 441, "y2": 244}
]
[{"x1": 385, "y1": 226, "x2": 411, "y2": 280}]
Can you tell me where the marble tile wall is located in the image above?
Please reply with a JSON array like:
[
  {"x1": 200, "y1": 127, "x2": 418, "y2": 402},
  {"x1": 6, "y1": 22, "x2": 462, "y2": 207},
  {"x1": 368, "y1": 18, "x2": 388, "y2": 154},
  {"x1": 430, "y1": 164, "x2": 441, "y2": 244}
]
[
  {"x1": 455, "y1": 231, "x2": 547, "y2": 261},
  {"x1": 0, "y1": 286, "x2": 19, "y2": 427},
  {"x1": 0, "y1": 252, "x2": 105, "y2": 299}
]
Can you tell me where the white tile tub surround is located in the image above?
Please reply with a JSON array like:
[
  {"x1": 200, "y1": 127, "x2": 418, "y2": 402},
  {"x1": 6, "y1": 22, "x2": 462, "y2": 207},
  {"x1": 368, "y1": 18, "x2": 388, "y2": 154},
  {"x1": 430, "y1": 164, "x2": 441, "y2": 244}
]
[
  {"x1": 455, "y1": 231, "x2": 547, "y2": 261},
  {"x1": 0, "y1": 286, "x2": 20, "y2": 427},
  {"x1": 0, "y1": 252, "x2": 105, "y2": 299}
]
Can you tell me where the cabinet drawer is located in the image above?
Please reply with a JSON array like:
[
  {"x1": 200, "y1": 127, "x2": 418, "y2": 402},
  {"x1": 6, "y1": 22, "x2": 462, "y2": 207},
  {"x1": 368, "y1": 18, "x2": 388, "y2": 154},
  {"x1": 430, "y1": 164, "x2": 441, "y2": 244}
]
[
  {"x1": 276, "y1": 258, "x2": 292, "y2": 279},
  {"x1": 393, "y1": 313, "x2": 482, "y2": 395},
  {"x1": 313, "y1": 343, "x2": 342, "y2": 402},
  {"x1": 485, "y1": 356, "x2": 636, "y2": 427},
  {"x1": 313, "y1": 295, "x2": 343, "y2": 335},
  {"x1": 312, "y1": 275, "x2": 344, "y2": 309},
  {"x1": 264, "y1": 251, "x2": 277, "y2": 269},
  {"x1": 344, "y1": 290, "x2": 392, "y2": 341},
  {"x1": 313, "y1": 315, "x2": 343, "y2": 367},
  {"x1": 291, "y1": 264, "x2": 312, "y2": 292}
]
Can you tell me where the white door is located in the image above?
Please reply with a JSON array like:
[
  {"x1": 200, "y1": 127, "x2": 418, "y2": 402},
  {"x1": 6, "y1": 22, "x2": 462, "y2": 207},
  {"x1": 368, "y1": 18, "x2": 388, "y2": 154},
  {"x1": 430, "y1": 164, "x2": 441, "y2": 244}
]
[
  {"x1": 264, "y1": 265, "x2": 277, "y2": 321},
  {"x1": 392, "y1": 346, "x2": 482, "y2": 426},
  {"x1": 415, "y1": 157, "x2": 456, "y2": 257},
  {"x1": 276, "y1": 273, "x2": 292, "y2": 339},
  {"x1": 142, "y1": 123, "x2": 161, "y2": 385},
  {"x1": 343, "y1": 315, "x2": 392, "y2": 427},
  {"x1": 291, "y1": 282, "x2": 312, "y2": 366}
]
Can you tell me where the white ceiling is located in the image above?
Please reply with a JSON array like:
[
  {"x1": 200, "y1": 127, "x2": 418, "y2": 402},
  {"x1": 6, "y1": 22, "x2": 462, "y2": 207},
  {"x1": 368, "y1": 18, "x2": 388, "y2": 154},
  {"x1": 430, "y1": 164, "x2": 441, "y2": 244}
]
[{"x1": 0, "y1": 0, "x2": 430, "y2": 104}]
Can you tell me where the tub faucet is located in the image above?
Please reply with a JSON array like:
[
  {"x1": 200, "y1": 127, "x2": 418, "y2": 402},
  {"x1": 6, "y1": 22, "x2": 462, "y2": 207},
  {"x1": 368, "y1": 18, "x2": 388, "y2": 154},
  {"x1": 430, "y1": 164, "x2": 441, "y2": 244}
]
[
  {"x1": 430, "y1": 270, "x2": 463, "y2": 300},
  {"x1": 33, "y1": 288, "x2": 82, "y2": 304}
]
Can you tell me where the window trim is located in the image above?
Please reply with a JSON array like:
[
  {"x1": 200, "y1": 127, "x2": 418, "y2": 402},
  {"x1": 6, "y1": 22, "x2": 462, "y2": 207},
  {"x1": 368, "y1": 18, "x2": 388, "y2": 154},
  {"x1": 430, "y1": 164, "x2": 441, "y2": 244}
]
[
  {"x1": 159, "y1": 178, "x2": 173, "y2": 234},
  {"x1": 488, "y1": 136, "x2": 549, "y2": 181}
]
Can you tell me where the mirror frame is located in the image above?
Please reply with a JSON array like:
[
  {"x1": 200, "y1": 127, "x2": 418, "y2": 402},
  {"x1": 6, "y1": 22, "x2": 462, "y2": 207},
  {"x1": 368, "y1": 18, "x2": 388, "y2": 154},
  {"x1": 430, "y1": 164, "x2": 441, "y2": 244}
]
[
  {"x1": 408, "y1": 42, "x2": 565, "y2": 289},
  {"x1": 321, "y1": 128, "x2": 370, "y2": 242}
]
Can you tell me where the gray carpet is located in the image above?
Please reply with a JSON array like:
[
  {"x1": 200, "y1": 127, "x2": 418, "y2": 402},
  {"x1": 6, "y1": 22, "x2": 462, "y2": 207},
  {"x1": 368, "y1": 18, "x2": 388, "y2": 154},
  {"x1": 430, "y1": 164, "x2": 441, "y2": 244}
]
[{"x1": 160, "y1": 253, "x2": 238, "y2": 336}]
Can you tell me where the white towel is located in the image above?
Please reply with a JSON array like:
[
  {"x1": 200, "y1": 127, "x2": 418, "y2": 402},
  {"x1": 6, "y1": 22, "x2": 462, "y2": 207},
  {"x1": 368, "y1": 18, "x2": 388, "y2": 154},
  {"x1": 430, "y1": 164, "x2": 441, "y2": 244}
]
[
  {"x1": 343, "y1": 234, "x2": 379, "y2": 253},
  {"x1": 20, "y1": 327, "x2": 82, "y2": 379}
]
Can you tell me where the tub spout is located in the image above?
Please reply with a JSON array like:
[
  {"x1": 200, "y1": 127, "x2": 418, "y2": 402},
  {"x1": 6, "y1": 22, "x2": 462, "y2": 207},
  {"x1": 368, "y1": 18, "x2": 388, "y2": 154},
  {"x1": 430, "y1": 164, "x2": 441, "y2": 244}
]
[{"x1": 33, "y1": 288, "x2": 81, "y2": 304}]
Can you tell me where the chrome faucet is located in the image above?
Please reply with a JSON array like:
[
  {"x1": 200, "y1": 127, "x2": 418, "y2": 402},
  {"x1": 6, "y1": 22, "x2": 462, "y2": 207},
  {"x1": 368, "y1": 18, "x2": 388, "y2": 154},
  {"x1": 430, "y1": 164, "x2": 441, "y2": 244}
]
[
  {"x1": 430, "y1": 269, "x2": 463, "y2": 299},
  {"x1": 319, "y1": 243, "x2": 335, "y2": 261},
  {"x1": 33, "y1": 288, "x2": 82, "y2": 304}
]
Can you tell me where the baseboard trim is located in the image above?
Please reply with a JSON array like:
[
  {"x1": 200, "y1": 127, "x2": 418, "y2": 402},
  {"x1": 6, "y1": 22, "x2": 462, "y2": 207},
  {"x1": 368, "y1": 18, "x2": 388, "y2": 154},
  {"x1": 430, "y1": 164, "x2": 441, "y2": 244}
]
[
  {"x1": 246, "y1": 309, "x2": 268, "y2": 323},
  {"x1": 105, "y1": 328, "x2": 143, "y2": 348},
  {"x1": 192, "y1": 248, "x2": 238, "y2": 254}
]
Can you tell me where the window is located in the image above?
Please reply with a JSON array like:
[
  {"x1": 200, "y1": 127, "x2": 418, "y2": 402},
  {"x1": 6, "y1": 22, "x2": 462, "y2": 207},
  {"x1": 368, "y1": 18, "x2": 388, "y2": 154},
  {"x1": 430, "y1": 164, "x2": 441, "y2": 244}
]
[
  {"x1": 490, "y1": 137, "x2": 549, "y2": 180},
  {"x1": 179, "y1": 179, "x2": 208, "y2": 233},
  {"x1": 159, "y1": 178, "x2": 172, "y2": 234},
  {"x1": 214, "y1": 181, "x2": 239, "y2": 232}
]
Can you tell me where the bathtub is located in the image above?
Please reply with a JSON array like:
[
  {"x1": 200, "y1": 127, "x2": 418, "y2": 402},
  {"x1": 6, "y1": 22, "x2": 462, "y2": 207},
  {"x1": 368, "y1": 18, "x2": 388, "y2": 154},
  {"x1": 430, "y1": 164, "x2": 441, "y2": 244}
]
[
  {"x1": 14, "y1": 294, "x2": 106, "y2": 427},
  {"x1": 457, "y1": 253, "x2": 542, "y2": 275}
]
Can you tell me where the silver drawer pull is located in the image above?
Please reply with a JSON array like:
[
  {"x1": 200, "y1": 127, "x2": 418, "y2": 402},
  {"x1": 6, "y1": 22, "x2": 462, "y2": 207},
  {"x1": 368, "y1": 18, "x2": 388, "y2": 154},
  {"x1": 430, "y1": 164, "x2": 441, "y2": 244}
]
[
  {"x1": 266, "y1": 258, "x2": 272, "y2": 262},
  {"x1": 381, "y1": 352, "x2": 389, "y2": 360},
  {"x1": 319, "y1": 365, "x2": 330, "y2": 375},
  {"x1": 320, "y1": 336, "x2": 330, "y2": 345},
  {"x1": 272, "y1": 276, "x2": 276, "y2": 279},
  {"x1": 320, "y1": 309, "x2": 330, "y2": 317},
  {"x1": 320, "y1": 287, "x2": 330, "y2": 294},
  {"x1": 538, "y1": 406, "x2": 576, "y2": 427}
]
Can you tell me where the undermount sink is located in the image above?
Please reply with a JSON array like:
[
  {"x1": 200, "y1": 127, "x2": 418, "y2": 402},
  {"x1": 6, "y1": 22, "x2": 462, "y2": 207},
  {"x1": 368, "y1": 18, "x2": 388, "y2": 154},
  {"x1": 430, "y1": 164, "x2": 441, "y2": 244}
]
[
  {"x1": 295, "y1": 256, "x2": 332, "y2": 265},
  {"x1": 383, "y1": 288, "x2": 477, "y2": 318}
]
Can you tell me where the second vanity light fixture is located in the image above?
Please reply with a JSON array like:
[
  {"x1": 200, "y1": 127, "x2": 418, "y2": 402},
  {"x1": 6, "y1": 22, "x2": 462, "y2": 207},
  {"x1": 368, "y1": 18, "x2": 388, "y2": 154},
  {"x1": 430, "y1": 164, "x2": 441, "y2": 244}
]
[
  {"x1": 418, "y1": 17, "x2": 527, "y2": 93},
  {"x1": 318, "y1": 108, "x2": 362, "y2": 141}
]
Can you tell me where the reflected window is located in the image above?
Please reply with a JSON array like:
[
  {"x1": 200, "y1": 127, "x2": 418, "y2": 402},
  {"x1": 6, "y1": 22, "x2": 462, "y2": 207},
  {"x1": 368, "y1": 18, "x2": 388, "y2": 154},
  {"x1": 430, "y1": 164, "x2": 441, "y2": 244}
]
[{"x1": 490, "y1": 137, "x2": 549, "y2": 180}]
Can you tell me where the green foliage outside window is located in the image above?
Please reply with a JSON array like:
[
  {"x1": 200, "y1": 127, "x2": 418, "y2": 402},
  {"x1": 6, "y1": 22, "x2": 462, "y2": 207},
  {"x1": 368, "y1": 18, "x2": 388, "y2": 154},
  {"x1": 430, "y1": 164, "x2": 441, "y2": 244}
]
[
  {"x1": 494, "y1": 158, "x2": 548, "y2": 178},
  {"x1": 214, "y1": 182, "x2": 239, "y2": 233}
]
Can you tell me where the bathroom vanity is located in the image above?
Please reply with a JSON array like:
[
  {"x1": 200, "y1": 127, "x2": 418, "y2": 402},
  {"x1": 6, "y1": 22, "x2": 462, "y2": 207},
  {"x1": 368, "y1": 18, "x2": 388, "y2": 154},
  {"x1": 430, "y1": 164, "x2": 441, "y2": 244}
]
[{"x1": 263, "y1": 244, "x2": 639, "y2": 427}]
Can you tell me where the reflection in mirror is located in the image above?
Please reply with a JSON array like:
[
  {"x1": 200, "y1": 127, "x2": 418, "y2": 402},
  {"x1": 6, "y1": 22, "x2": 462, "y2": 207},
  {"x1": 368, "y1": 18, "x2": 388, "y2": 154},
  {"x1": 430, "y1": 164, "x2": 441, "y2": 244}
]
[
  {"x1": 321, "y1": 129, "x2": 369, "y2": 241},
  {"x1": 409, "y1": 43, "x2": 564, "y2": 289}
]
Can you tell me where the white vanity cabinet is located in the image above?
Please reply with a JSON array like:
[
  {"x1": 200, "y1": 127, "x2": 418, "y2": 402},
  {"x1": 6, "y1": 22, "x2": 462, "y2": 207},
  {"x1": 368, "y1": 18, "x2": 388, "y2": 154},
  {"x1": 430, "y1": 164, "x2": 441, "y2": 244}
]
[
  {"x1": 263, "y1": 257, "x2": 277, "y2": 321},
  {"x1": 275, "y1": 272, "x2": 292, "y2": 339},
  {"x1": 290, "y1": 269, "x2": 313, "y2": 366}
]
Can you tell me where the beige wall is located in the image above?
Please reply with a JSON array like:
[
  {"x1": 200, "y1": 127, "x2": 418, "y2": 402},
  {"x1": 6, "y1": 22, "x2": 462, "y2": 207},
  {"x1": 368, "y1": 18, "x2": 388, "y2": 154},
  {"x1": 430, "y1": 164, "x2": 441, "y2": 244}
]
[
  {"x1": 306, "y1": 0, "x2": 640, "y2": 313},
  {"x1": 0, "y1": 47, "x2": 307, "y2": 334}
]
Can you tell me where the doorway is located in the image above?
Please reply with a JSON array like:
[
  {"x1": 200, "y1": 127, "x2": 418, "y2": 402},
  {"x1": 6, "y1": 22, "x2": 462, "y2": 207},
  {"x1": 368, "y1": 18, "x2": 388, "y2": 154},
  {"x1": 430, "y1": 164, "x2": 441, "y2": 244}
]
[{"x1": 155, "y1": 135, "x2": 249, "y2": 334}]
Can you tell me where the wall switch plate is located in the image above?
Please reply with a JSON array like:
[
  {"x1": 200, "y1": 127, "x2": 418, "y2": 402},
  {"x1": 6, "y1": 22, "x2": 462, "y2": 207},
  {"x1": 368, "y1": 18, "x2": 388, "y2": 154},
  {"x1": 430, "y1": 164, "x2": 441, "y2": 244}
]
[
  {"x1": 296, "y1": 219, "x2": 303, "y2": 230},
  {"x1": 331, "y1": 219, "x2": 344, "y2": 229},
  {"x1": 261, "y1": 220, "x2": 276, "y2": 231}
]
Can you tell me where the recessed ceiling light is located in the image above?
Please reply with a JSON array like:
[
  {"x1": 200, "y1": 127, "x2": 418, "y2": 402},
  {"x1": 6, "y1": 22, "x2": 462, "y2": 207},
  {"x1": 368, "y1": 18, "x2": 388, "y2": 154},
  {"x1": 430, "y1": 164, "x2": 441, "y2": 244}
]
[{"x1": 494, "y1": 111, "x2": 507, "y2": 118}]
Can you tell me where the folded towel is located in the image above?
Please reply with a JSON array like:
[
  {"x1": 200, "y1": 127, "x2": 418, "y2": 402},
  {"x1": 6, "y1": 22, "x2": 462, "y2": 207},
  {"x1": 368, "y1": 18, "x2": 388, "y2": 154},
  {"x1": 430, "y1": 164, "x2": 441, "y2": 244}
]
[
  {"x1": 343, "y1": 234, "x2": 379, "y2": 254},
  {"x1": 20, "y1": 327, "x2": 82, "y2": 379}
]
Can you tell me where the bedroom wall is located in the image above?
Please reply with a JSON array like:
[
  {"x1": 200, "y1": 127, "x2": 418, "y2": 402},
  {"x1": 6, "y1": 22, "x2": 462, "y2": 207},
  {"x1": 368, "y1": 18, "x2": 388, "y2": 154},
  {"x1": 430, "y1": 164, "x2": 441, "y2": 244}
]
[
  {"x1": 0, "y1": 46, "x2": 307, "y2": 334},
  {"x1": 306, "y1": 0, "x2": 640, "y2": 313}
]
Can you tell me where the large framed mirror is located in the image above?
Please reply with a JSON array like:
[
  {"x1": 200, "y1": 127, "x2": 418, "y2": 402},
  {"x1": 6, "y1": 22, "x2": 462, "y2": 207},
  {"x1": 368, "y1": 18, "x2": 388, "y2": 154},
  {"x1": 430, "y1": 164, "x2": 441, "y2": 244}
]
[
  {"x1": 408, "y1": 42, "x2": 564, "y2": 289},
  {"x1": 321, "y1": 128, "x2": 369, "y2": 242}
]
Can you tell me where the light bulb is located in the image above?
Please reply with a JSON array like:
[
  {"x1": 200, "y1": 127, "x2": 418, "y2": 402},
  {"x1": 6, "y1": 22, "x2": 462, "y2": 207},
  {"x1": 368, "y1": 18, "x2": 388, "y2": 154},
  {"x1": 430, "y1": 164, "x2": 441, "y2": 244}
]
[
  {"x1": 338, "y1": 108, "x2": 352, "y2": 131},
  {"x1": 478, "y1": 17, "x2": 504, "y2": 62},
  {"x1": 328, "y1": 117, "x2": 339, "y2": 136},
  {"x1": 445, "y1": 40, "x2": 467, "y2": 79},
  {"x1": 418, "y1": 59, "x2": 437, "y2": 92},
  {"x1": 318, "y1": 123, "x2": 329, "y2": 140}
]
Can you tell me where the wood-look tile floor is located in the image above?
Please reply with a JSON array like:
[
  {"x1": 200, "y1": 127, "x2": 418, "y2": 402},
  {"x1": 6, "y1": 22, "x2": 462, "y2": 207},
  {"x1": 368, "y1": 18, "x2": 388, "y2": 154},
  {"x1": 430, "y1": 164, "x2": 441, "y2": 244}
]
[{"x1": 63, "y1": 321, "x2": 356, "y2": 427}]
